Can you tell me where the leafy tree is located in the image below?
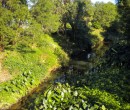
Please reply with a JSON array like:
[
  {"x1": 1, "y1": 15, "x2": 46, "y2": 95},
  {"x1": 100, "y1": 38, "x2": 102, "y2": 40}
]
[
  {"x1": 61, "y1": 0, "x2": 93, "y2": 39},
  {"x1": 0, "y1": 0, "x2": 31, "y2": 51},
  {"x1": 92, "y1": 2, "x2": 118, "y2": 29},
  {"x1": 0, "y1": 2, "x2": 15, "y2": 51},
  {"x1": 31, "y1": 0, "x2": 61, "y2": 33}
]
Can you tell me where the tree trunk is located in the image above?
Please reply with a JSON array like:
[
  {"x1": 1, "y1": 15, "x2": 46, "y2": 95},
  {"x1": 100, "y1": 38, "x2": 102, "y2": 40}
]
[
  {"x1": 71, "y1": 24, "x2": 76, "y2": 41},
  {"x1": 64, "y1": 22, "x2": 67, "y2": 37}
]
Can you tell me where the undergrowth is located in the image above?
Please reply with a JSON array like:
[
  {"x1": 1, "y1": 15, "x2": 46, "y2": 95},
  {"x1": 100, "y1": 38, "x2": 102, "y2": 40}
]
[{"x1": 25, "y1": 83, "x2": 121, "y2": 110}]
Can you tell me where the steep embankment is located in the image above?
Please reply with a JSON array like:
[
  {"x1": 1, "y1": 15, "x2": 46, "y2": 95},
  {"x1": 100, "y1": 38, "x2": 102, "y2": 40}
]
[{"x1": 0, "y1": 34, "x2": 69, "y2": 109}]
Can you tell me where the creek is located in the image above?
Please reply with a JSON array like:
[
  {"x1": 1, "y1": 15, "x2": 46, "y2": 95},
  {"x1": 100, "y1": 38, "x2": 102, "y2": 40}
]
[{"x1": 10, "y1": 42, "x2": 109, "y2": 109}]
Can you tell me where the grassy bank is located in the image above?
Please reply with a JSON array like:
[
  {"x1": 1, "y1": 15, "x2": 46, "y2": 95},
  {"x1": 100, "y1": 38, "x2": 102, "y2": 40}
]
[{"x1": 0, "y1": 34, "x2": 69, "y2": 109}]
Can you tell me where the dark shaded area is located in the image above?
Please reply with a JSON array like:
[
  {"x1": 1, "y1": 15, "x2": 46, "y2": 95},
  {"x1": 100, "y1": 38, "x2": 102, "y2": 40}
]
[
  {"x1": 52, "y1": 0, "x2": 92, "y2": 61},
  {"x1": 52, "y1": 29, "x2": 92, "y2": 61},
  {"x1": 105, "y1": 44, "x2": 130, "y2": 68}
]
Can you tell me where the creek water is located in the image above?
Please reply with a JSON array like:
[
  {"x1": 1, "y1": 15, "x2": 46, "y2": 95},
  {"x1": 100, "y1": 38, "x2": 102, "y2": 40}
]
[{"x1": 10, "y1": 42, "x2": 108, "y2": 109}]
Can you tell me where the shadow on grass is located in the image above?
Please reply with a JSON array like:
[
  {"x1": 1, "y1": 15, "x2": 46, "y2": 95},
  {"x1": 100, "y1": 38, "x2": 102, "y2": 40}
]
[{"x1": 5, "y1": 44, "x2": 36, "y2": 54}]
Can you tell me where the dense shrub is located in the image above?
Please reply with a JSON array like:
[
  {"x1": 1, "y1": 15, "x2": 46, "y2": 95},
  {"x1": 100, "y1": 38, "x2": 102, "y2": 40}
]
[{"x1": 26, "y1": 83, "x2": 121, "y2": 110}]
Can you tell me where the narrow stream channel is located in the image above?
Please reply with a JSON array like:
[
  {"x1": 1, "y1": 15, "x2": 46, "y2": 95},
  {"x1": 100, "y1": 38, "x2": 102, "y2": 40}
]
[{"x1": 10, "y1": 42, "x2": 109, "y2": 109}]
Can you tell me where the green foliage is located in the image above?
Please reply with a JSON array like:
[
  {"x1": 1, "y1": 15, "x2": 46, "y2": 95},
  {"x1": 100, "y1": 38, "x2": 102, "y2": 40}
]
[
  {"x1": 88, "y1": 29, "x2": 104, "y2": 46},
  {"x1": 61, "y1": 0, "x2": 94, "y2": 39},
  {"x1": 92, "y1": 22, "x2": 101, "y2": 29},
  {"x1": 31, "y1": 0, "x2": 61, "y2": 33},
  {"x1": 26, "y1": 83, "x2": 121, "y2": 110},
  {"x1": 66, "y1": 23, "x2": 72, "y2": 29},
  {"x1": 0, "y1": 0, "x2": 31, "y2": 50},
  {"x1": 92, "y1": 2, "x2": 118, "y2": 29}
]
